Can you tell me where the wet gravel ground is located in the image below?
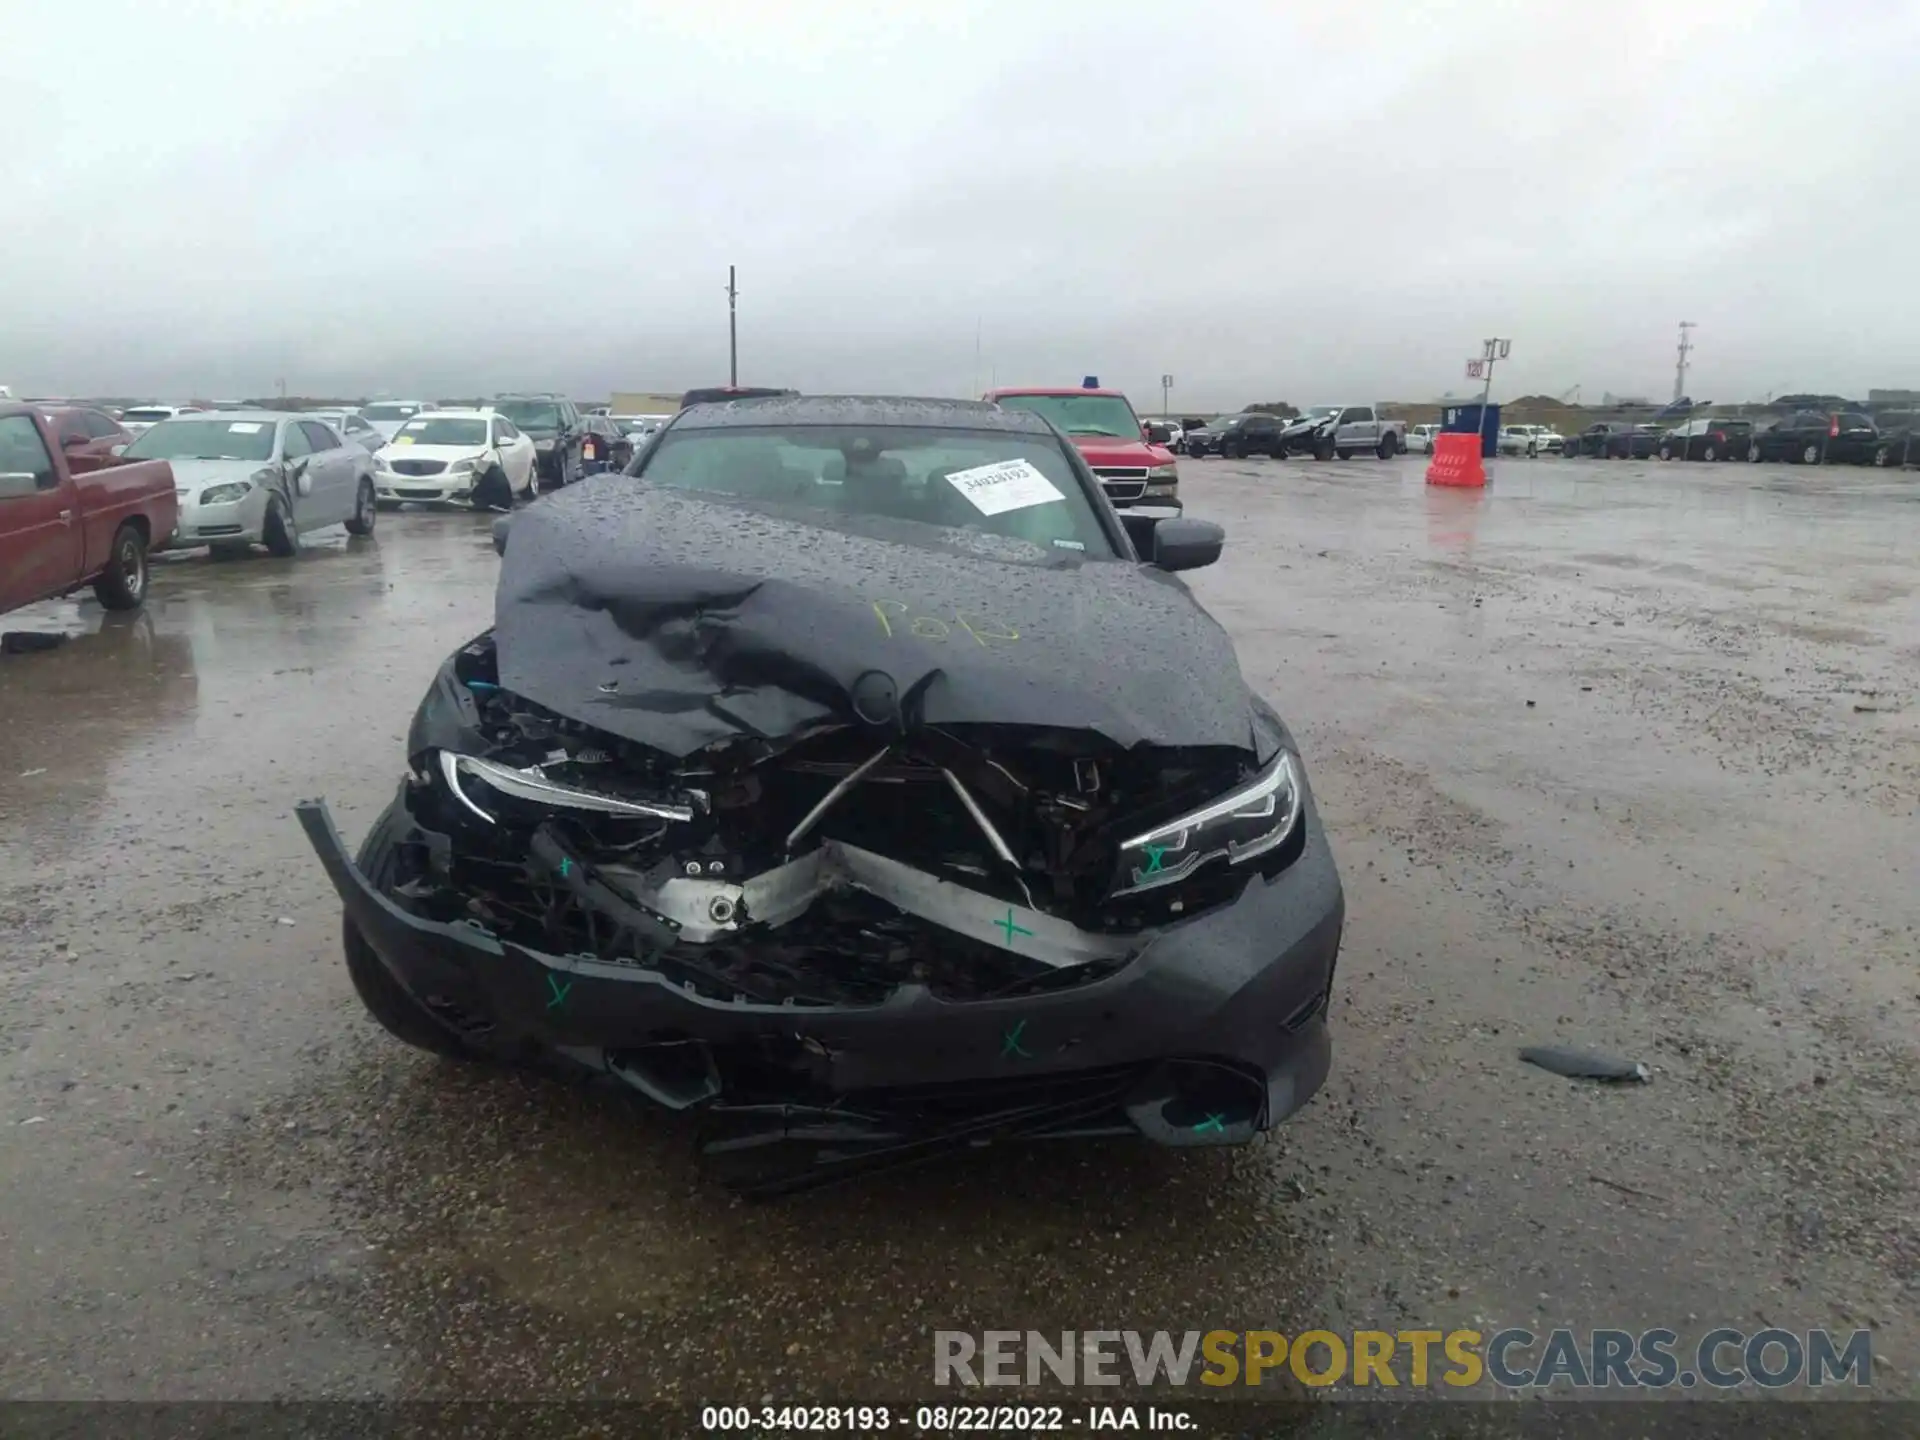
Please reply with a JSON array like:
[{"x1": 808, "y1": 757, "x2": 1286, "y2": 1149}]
[{"x1": 0, "y1": 455, "x2": 1915, "y2": 1417}]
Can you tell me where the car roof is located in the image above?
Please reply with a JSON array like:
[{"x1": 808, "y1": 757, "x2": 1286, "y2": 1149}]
[
  {"x1": 671, "y1": 394, "x2": 1041, "y2": 434},
  {"x1": 984, "y1": 387, "x2": 1126, "y2": 399},
  {"x1": 159, "y1": 409, "x2": 290, "y2": 424}
]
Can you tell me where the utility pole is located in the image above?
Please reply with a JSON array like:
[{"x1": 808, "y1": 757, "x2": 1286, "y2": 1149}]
[
  {"x1": 726, "y1": 265, "x2": 739, "y2": 387},
  {"x1": 1161, "y1": 373, "x2": 1173, "y2": 420},
  {"x1": 1673, "y1": 321, "x2": 1696, "y2": 403}
]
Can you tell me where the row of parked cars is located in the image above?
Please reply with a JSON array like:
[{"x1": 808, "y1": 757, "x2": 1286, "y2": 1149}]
[
  {"x1": 1, "y1": 386, "x2": 786, "y2": 621},
  {"x1": 1409, "y1": 411, "x2": 1920, "y2": 466},
  {"x1": 1178, "y1": 406, "x2": 1409, "y2": 461},
  {"x1": 1552, "y1": 411, "x2": 1918, "y2": 465}
]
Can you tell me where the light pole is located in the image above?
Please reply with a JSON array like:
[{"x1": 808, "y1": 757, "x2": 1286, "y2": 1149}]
[
  {"x1": 1673, "y1": 322, "x2": 1696, "y2": 404},
  {"x1": 1161, "y1": 373, "x2": 1173, "y2": 421},
  {"x1": 726, "y1": 265, "x2": 739, "y2": 387}
]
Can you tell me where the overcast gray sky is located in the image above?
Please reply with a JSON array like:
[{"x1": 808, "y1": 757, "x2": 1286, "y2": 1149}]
[{"x1": 6, "y1": 0, "x2": 1917, "y2": 408}]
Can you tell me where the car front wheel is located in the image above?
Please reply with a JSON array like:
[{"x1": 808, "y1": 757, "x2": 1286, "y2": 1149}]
[
  {"x1": 344, "y1": 478, "x2": 377, "y2": 535},
  {"x1": 263, "y1": 496, "x2": 300, "y2": 557},
  {"x1": 1800, "y1": 443, "x2": 1821, "y2": 465}
]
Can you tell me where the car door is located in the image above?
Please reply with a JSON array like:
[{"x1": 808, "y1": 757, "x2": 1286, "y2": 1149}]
[
  {"x1": 492, "y1": 416, "x2": 531, "y2": 488},
  {"x1": 297, "y1": 421, "x2": 356, "y2": 526},
  {"x1": 273, "y1": 418, "x2": 313, "y2": 522},
  {"x1": 0, "y1": 413, "x2": 80, "y2": 612},
  {"x1": 1336, "y1": 407, "x2": 1375, "y2": 450}
]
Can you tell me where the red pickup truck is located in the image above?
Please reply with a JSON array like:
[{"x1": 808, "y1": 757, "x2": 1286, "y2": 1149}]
[
  {"x1": 0, "y1": 403, "x2": 178, "y2": 617},
  {"x1": 984, "y1": 386, "x2": 1182, "y2": 511}
]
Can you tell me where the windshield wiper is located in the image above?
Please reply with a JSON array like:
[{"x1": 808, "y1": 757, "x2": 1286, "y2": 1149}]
[{"x1": 1066, "y1": 427, "x2": 1124, "y2": 437}]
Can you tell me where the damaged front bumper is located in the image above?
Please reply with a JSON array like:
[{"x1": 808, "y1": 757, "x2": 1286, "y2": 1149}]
[{"x1": 296, "y1": 781, "x2": 1342, "y2": 1155}]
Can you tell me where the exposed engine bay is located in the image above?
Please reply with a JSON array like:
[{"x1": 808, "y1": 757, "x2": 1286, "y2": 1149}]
[{"x1": 386, "y1": 635, "x2": 1305, "y2": 1010}]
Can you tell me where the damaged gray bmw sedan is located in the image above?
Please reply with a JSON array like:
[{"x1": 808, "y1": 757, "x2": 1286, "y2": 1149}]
[{"x1": 297, "y1": 396, "x2": 1344, "y2": 1194}]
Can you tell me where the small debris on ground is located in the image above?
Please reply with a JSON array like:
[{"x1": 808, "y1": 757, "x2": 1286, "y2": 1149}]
[
  {"x1": 1520, "y1": 1045, "x2": 1649, "y2": 1083},
  {"x1": 1, "y1": 632, "x2": 69, "y2": 654}
]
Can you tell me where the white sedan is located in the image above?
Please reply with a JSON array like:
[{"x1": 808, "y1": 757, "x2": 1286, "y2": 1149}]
[
  {"x1": 373, "y1": 410, "x2": 538, "y2": 507},
  {"x1": 360, "y1": 400, "x2": 433, "y2": 441}
]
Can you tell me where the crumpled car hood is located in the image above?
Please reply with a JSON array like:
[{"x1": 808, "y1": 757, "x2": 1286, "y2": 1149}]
[{"x1": 491, "y1": 478, "x2": 1280, "y2": 760}]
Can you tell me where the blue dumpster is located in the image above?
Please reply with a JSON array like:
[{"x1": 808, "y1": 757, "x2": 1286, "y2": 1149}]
[{"x1": 1441, "y1": 402, "x2": 1500, "y2": 459}]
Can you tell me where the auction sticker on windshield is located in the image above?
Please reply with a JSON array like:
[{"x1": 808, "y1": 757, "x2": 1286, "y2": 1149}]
[
  {"x1": 228, "y1": 423, "x2": 263, "y2": 433},
  {"x1": 943, "y1": 459, "x2": 1066, "y2": 517}
]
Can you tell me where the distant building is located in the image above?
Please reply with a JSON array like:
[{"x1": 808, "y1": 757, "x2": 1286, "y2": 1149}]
[
  {"x1": 1868, "y1": 388, "x2": 1920, "y2": 405},
  {"x1": 610, "y1": 391, "x2": 681, "y2": 414}
]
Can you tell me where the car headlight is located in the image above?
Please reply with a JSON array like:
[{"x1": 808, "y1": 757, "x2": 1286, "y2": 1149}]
[
  {"x1": 448, "y1": 458, "x2": 478, "y2": 474},
  {"x1": 534, "y1": 438, "x2": 556, "y2": 451},
  {"x1": 198, "y1": 481, "x2": 253, "y2": 505},
  {"x1": 1113, "y1": 752, "x2": 1302, "y2": 896},
  {"x1": 1147, "y1": 464, "x2": 1179, "y2": 480},
  {"x1": 435, "y1": 751, "x2": 696, "y2": 825}
]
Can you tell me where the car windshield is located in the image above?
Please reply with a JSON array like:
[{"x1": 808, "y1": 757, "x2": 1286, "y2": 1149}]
[
  {"x1": 1300, "y1": 407, "x2": 1340, "y2": 420},
  {"x1": 394, "y1": 417, "x2": 487, "y2": 447},
  {"x1": 123, "y1": 418, "x2": 276, "y2": 462},
  {"x1": 993, "y1": 393, "x2": 1140, "y2": 439},
  {"x1": 363, "y1": 403, "x2": 419, "y2": 421},
  {"x1": 639, "y1": 424, "x2": 1115, "y2": 558},
  {"x1": 494, "y1": 401, "x2": 561, "y2": 429}
]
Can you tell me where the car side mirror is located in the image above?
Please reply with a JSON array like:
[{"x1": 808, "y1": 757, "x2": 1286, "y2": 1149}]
[
  {"x1": 1150, "y1": 517, "x2": 1225, "y2": 573},
  {"x1": 492, "y1": 514, "x2": 512, "y2": 556}
]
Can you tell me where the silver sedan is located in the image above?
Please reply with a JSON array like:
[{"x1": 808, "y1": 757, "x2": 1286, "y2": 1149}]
[{"x1": 120, "y1": 412, "x2": 377, "y2": 557}]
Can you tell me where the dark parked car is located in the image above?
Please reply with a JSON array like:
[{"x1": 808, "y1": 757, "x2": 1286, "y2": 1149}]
[
  {"x1": 1567, "y1": 422, "x2": 1660, "y2": 459},
  {"x1": 492, "y1": 394, "x2": 583, "y2": 488},
  {"x1": 1866, "y1": 414, "x2": 1920, "y2": 467},
  {"x1": 297, "y1": 395, "x2": 1344, "y2": 1196},
  {"x1": 1656, "y1": 417, "x2": 1753, "y2": 462},
  {"x1": 1178, "y1": 417, "x2": 1232, "y2": 456},
  {"x1": 679, "y1": 385, "x2": 799, "y2": 410},
  {"x1": 30, "y1": 404, "x2": 134, "y2": 464},
  {"x1": 1190, "y1": 411, "x2": 1289, "y2": 459},
  {"x1": 1747, "y1": 411, "x2": 1879, "y2": 465},
  {"x1": 577, "y1": 414, "x2": 634, "y2": 475}
]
